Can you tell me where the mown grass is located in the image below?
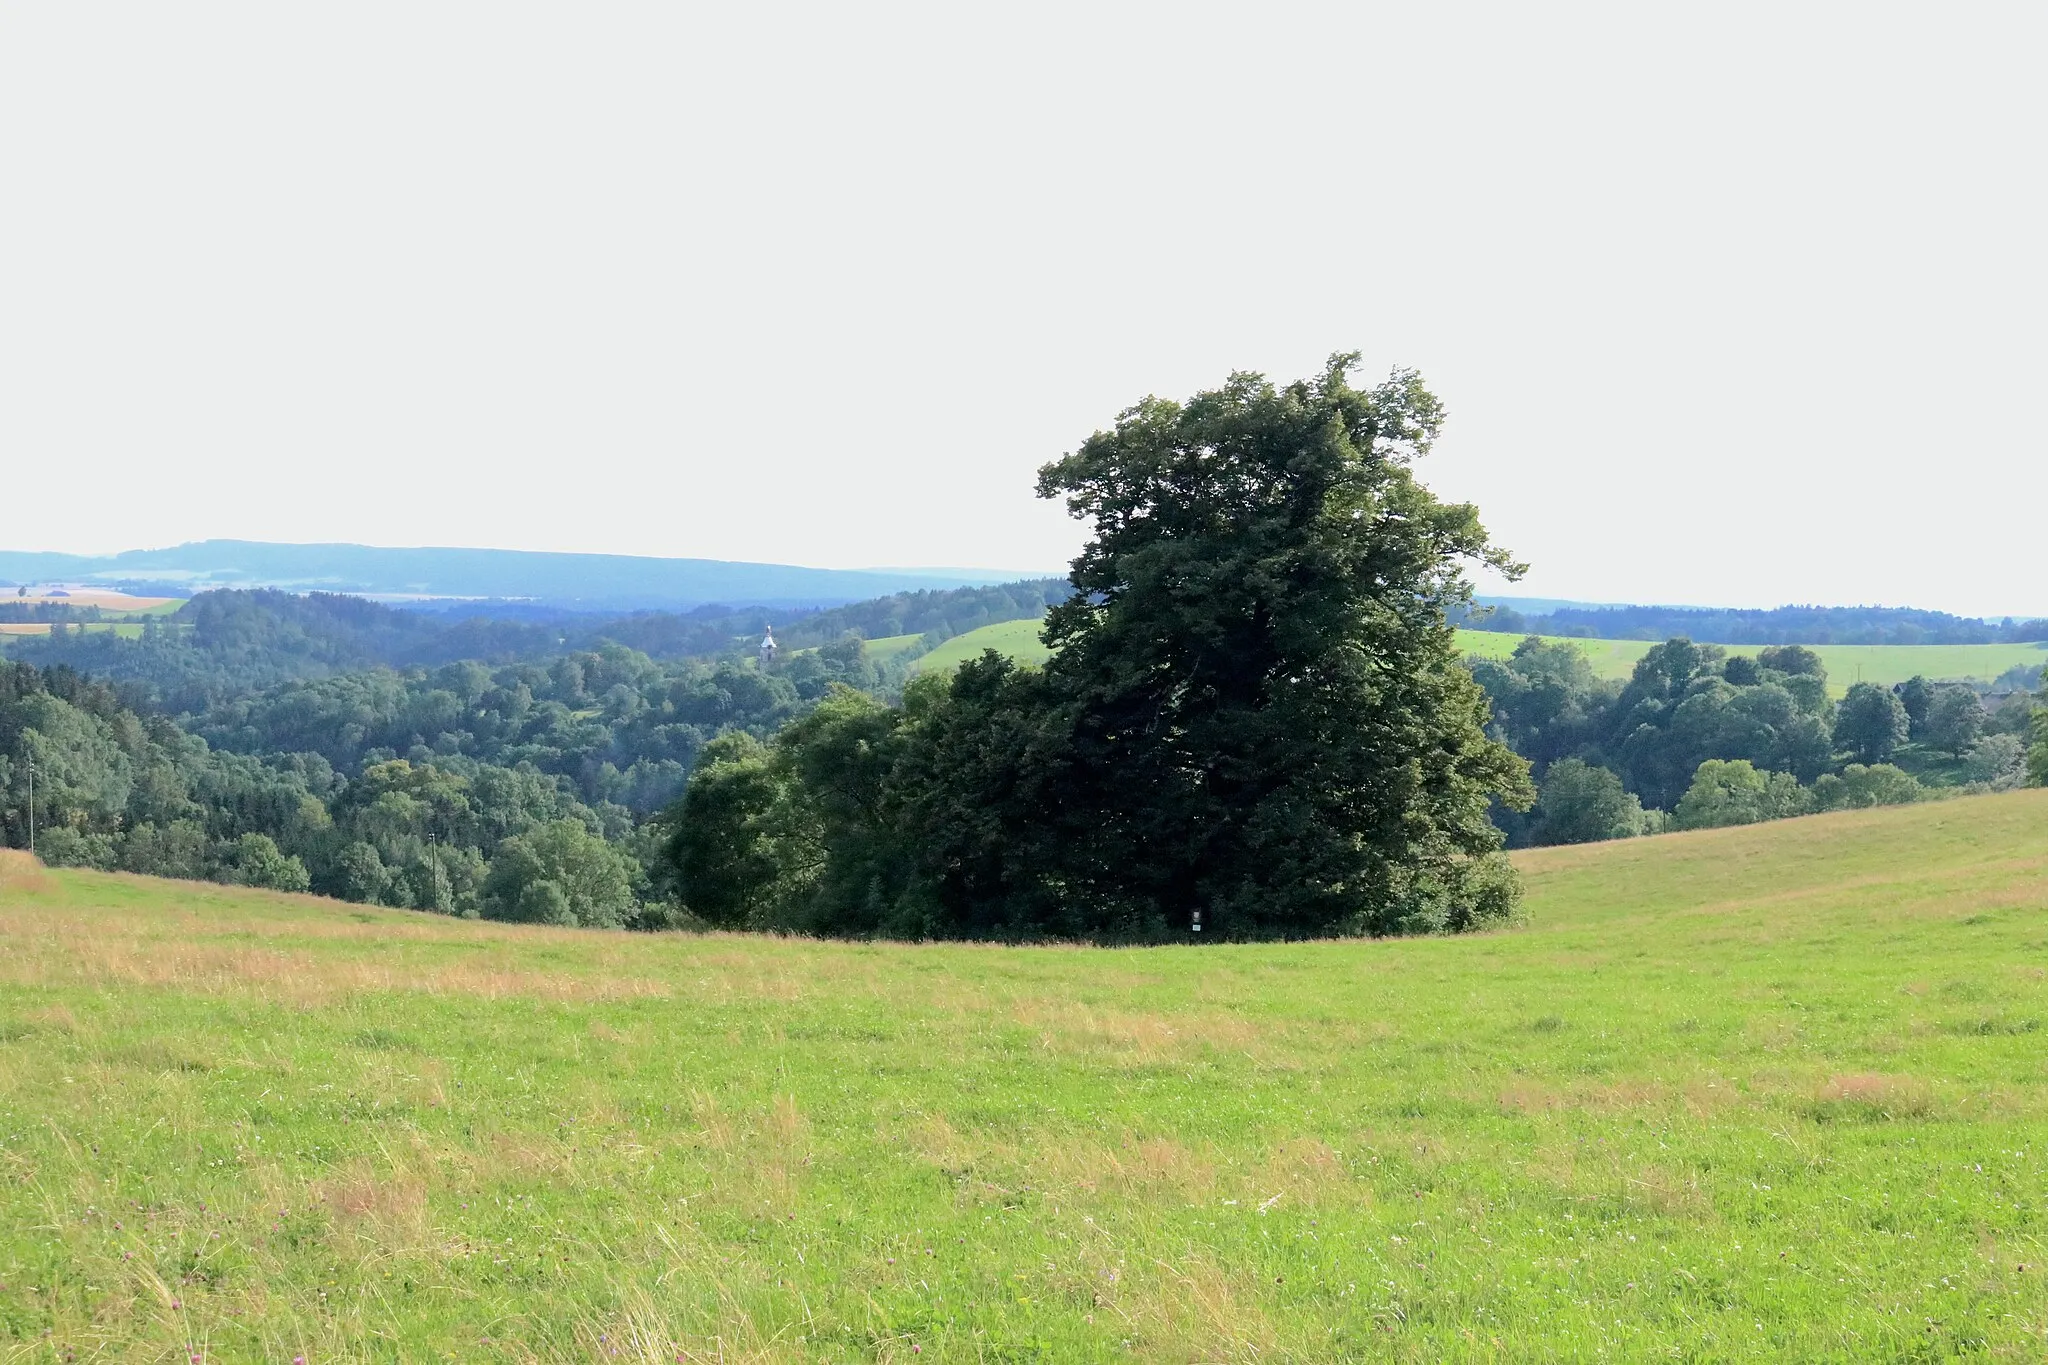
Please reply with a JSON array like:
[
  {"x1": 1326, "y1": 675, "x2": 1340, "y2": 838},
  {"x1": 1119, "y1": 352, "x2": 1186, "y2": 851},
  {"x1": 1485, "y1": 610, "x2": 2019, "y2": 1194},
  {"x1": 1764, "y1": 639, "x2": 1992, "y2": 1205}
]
[
  {"x1": 3, "y1": 794, "x2": 2047, "y2": 1361},
  {"x1": 1456, "y1": 631, "x2": 2048, "y2": 694}
]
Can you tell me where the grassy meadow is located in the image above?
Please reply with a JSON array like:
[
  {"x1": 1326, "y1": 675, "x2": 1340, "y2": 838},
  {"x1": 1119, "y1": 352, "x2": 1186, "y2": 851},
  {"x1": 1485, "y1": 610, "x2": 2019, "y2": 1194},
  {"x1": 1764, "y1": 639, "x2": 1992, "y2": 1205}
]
[
  {"x1": 909, "y1": 620, "x2": 1054, "y2": 674},
  {"x1": 3, "y1": 794, "x2": 2047, "y2": 1359},
  {"x1": 903, "y1": 621, "x2": 2045, "y2": 694}
]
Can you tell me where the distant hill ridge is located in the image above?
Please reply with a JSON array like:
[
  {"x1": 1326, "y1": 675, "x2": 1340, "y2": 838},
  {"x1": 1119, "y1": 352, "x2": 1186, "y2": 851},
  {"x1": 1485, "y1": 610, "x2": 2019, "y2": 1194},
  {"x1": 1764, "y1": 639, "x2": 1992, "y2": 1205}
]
[
  {"x1": 1463, "y1": 598, "x2": 2048, "y2": 646},
  {"x1": 0, "y1": 540, "x2": 1050, "y2": 611}
]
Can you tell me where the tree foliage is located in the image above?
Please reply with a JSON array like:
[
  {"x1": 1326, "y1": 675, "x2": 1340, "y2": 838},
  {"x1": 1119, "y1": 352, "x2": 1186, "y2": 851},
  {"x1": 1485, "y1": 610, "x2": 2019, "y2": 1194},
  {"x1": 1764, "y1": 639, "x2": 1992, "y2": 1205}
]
[
  {"x1": 1531, "y1": 759, "x2": 1652, "y2": 845},
  {"x1": 666, "y1": 358, "x2": 1534, "y2": 940},
  {"x1": 1672, "y1": 760, "x2": 1809, "y2": 831},
  {"x1": 1834, "y1": 682, "x2": 1910, "y2": 765}
]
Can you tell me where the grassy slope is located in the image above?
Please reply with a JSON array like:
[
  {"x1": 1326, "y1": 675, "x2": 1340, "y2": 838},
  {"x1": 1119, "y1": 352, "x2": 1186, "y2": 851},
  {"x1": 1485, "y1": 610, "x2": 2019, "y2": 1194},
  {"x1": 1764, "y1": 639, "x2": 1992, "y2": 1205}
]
[
  {"x1": 2, "y1": 796, "x2": 2047, "y2": 1360},
  {"x1": 1457, "y1": 629, "x2": 2048, "y2": 693},
  {"x1": 910, "y1": 618, "x2": 1053, "y2": 673},
  {"x1": 916, "y1": 622, "x2": 2045, "y2": 693},
  {"x1": 863, "y1": 633, "x2": 928, "y2": 662}
]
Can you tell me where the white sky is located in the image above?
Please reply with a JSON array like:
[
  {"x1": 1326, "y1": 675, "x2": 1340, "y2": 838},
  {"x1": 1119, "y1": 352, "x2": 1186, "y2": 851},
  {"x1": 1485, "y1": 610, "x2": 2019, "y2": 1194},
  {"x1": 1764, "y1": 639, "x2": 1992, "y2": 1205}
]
[{"x1": 2, "y1": 4, "x2": 2042, "y2": 614}]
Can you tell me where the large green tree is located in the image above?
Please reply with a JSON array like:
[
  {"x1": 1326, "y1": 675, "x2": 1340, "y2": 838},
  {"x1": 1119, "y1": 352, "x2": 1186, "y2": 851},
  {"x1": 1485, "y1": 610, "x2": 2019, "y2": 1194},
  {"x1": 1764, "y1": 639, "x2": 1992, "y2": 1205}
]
[
  {"x1": 667, "y1": 356, "x2": 1535, "y2": 940},
  {"x1": 953, "y1": 356, "x2": 1530, "y2": 938},
  {"x1": 1834, "y1": 681, "x2": 1911, "y2": 765},
  {"x1": 1532, "y1": 759, "x2": 1649, "y2": 846}
]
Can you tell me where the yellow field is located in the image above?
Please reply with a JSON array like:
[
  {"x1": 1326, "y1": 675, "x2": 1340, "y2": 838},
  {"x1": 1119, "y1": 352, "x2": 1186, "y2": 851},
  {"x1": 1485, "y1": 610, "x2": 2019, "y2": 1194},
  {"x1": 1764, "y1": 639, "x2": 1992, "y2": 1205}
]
[
  {"x1": 8, "y1": 588, "x2": 182, "y2": 613},
  {"x1": 0, "y1": 622, "x2": 145, "y2": 638}
]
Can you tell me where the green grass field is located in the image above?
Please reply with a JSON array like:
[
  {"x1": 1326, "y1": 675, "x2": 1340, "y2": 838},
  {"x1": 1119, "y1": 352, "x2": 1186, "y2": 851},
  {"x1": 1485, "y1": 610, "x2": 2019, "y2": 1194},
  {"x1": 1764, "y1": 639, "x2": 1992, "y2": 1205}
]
[
  {"x1": 909, "y1": 619, "x2": 1053, "y2": 674},
  {"x1": 3, "y1": 793, "x2": 2047, "y2": 1359},
  {"x1": 1456, "y1": 630, "x2": 2048, "y2": 694},
  {"x1": 909, "y1": 622, "x2": 2045, "y2": 695},
  {"x1": 863, "y1": 634, "x2": 929, "y2": 663}
]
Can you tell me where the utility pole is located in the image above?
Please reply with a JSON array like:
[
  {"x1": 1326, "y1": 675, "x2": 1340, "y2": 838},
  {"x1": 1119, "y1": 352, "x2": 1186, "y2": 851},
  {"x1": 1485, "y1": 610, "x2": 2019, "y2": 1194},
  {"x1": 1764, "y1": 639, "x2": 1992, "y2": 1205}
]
[{"x1": 25, "y1": 756, "x2": 35, "y2": 856}]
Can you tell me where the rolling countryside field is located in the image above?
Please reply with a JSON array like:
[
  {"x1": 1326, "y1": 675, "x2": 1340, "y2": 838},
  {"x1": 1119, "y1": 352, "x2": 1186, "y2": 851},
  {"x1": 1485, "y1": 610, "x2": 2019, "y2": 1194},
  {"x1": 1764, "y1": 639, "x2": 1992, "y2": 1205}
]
[
  {"x1": 3, "y1": 794, "x2": 2047, "y2": 1360},
  {"x1": 1454, "y1": 631, "x2": 2048, "y2": 694},
  {"x1": 906, "y1": 621, "x2": 2046, "y2": 695},
  {"x1": 909, "y1": 619, "x2": 1054, "y2": 674}
]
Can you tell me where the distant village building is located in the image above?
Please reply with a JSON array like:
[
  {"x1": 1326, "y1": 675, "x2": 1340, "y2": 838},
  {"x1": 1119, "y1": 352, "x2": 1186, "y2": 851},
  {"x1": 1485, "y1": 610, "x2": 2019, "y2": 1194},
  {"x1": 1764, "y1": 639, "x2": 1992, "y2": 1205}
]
[{"x1": 759, "y1": 628, "x2": 778, "y2": 665}]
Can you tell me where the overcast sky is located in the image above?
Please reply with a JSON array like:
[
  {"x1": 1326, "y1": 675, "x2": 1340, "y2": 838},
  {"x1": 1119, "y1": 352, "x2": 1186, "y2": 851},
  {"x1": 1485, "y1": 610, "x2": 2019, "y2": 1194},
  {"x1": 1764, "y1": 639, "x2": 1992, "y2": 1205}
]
[{"x1": 3, "y1": 4, "x2": 2041, "y2": 614}]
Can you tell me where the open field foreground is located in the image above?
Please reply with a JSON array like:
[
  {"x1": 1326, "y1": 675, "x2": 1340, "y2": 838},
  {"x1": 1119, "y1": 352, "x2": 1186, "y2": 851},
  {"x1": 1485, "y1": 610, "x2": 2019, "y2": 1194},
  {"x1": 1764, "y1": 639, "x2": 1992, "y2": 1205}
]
[{"x1": 2, "y1": 796, "x2": 2047, "y2": 1361}]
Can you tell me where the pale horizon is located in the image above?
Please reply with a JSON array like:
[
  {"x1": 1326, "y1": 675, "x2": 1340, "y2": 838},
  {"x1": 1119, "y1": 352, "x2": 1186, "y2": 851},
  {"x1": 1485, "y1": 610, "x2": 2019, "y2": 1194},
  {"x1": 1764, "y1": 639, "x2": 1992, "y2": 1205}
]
[{"x1": 3, "y1": 4, "x2": 2041, "y2": 619}]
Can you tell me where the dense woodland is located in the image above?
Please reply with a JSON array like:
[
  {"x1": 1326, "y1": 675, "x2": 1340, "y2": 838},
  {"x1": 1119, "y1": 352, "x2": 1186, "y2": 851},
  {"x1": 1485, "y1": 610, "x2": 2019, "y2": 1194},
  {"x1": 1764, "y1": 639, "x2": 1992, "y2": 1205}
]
[
  {"x1": 5, "y1": 579, "x2": 1063, "y2": 715},
  {"x1": 1476, "y1": 636, "x2": 2043, "y2": 847}
]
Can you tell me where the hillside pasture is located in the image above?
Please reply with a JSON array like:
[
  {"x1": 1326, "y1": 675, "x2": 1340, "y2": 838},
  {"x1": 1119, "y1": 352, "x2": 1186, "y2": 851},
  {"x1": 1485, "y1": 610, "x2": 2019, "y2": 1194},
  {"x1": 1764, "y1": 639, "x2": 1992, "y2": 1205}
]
[
  {"x1": 2, "y1": 795, "x2": 2046, "y2": 1359},
  {"x1": 862, "y1": 633, "x2": 928, "y2": 662},
  {"x1": 909, "y1": 617, "x2": 1053, "y2": 673},
  {"x1": 912, "y1": 622, "x2": 2045, "y2": 694},
  {"x1": 1456, "y1": 629, "x2": 2048, "y2": 693}
]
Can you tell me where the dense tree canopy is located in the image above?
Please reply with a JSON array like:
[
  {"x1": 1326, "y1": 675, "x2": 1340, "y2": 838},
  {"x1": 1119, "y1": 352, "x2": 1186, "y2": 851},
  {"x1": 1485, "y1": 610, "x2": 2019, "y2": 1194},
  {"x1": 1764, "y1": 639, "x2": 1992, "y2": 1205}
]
[{"x1": 665, "y1": 357, "x2": 1535, "y2": 940}]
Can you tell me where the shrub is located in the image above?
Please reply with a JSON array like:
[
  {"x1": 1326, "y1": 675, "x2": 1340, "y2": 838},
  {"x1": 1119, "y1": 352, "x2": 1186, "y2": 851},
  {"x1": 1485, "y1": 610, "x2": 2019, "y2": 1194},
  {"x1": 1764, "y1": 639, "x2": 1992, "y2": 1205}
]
[
  {"x1": 1531, "y1": 759, "x2": 1649, "y2": 845},
  {"x1": 1673, "y1": 760, "x2": 1808, "y2": 831},
  {"x1": 1809, "y1": 764, "x2": 1922, "y2": 812},
  {"x1": 483, "y1": 818, "x2": 637, "y2": 929},
  {"x1": 219, "y1": 833, "x2": 311, "y2": 894}
]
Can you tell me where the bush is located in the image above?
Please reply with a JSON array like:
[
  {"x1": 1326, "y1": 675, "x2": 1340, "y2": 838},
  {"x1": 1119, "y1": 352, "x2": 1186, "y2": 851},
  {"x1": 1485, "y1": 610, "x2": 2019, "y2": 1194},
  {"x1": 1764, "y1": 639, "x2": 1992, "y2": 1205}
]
[
  {"x1": 219, "y1": 833, "x2": 311, "y2": 893},
  {"x1": 1810, "y1": 764, "x2": 1922, "y2": 811},
  {"x1": 483, "y1": 818, "x2": 637, "y2": 929},
  {"x1": 1531, "y1": 759, "x2": 1650, "y2": 845},
  {"x1": 32, "y1": 825, "x2": 118, "y2": 870},
  {"x1": 1673, "y1": 760, "x2": 1808, "y2": 831},
  {"x1": 1961, "y1": 734, "x2": 2026, "y2": 789}
]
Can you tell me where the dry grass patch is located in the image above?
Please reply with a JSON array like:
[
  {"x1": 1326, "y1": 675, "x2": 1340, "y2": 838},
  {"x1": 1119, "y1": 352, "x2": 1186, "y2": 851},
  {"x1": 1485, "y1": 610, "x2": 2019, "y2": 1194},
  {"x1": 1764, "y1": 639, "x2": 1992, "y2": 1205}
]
[
  {"x1": 0, "y1": 902, "x2": 675, "y2": 1004},
  {"x1": 1037, "y1": 1134, "x2": 1218, "y2": 1204},
  {"x1": 1811, "y1": 1072, "x2": 1935, "y2": 1121},
  {"x1": 1010, "y1": 999, "x2": 1268, "y2": 1064},
  {"x1": 0, "y1": 848, "x2": 52, "y2": 894},
  {"x1": 1126, "y1": 1256, "x2": 1279, "y2": 1364}
]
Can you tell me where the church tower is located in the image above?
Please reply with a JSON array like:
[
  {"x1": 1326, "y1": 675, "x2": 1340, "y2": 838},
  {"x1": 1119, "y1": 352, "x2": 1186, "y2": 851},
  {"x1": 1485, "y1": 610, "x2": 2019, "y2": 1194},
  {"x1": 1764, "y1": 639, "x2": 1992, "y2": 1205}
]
[{"x1": 758, "y1": 627, "x2": 778, "y2": 665}]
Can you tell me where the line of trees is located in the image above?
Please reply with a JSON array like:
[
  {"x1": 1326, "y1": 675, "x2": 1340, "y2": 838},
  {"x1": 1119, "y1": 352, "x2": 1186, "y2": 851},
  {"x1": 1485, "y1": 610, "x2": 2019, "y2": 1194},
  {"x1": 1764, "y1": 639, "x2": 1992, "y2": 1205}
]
[
  {"x1": 0, "y1": 646, "x2": 834, "y2": 928},
  {"x1": 1473, "y1": 636, "x2": 2042, "y2": 846},
  {"x1": 1, "y1": 578, "x2": 1065, "y2": 715},
  {"x1": 1458, "y1": 601, "x2": 2048, "y2": 645}
]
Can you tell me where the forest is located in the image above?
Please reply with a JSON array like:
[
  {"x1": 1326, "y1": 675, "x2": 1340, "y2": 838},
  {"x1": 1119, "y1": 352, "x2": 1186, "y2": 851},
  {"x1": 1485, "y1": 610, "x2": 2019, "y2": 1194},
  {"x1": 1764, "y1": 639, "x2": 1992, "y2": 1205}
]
[{"x1": 1477, "y1": 635, "x2": 2043, "y2": 847}]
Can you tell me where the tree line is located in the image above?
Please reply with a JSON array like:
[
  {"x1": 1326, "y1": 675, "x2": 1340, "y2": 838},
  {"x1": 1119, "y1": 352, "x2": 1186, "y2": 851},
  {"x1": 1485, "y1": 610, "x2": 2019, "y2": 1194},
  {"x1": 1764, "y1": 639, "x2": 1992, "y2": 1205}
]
[
  {"x1": 1474, "y1": 636, "x2": 2042, "y2": 847},
  {"x1": 2, "y1": 577, "x2": 1062, "y2": 716},
  {"x1": 1458, "y1": 601, "x2": 2048, "y2": 645}
]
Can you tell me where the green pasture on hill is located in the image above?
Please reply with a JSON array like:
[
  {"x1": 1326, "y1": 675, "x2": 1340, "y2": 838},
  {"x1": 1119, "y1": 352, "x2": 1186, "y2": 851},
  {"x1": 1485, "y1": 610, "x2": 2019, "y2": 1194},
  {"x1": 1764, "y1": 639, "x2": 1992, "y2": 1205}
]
[
  {"x1": 3, "y1": 793, "x2": 2047, "y2": 1359},
  {"x1": 863, "y1": 633, "x2": 928, "y2": 663},
  {"x1": 1456, "y1": 630, "x2": 2048, "y2": 694},
  {"x1": 901, "y1": 621, "x2": 2046, "y2": 694},
  {"x1": 909, "y1": 617, "x2": 1054, "y2": 674}
]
